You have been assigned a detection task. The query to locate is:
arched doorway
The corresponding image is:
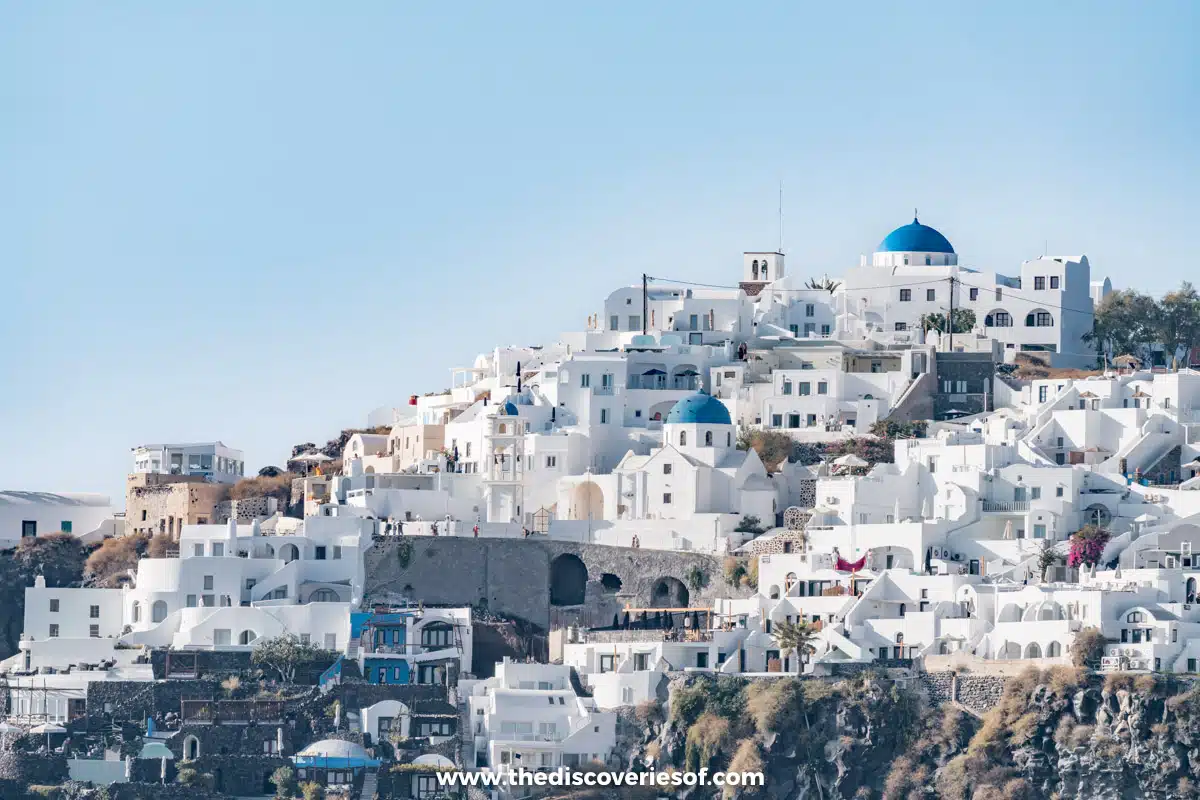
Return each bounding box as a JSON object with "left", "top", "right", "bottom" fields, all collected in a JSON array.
[
  {"left": 151, "top": 601, "right": 168, "bottom": 623},
  {"left": 600, "top": 574, "right": 622, "bottom": 593},
  {"left": 650, "top": 577, "right": 689, "bottom": 608},
  {"left": 571, "top": 483, "right": 604, "bottom": 520},
  {"left": 279, "top": 543, "right": 300, "bottom": 563},
  {"left": 550, "top": 554, "right": 588, "bottom": 606},
  {"left": 1025, "top": 642, "right": 1042, "bottom": 659},
  {"left": 1187, "top": 577, "right": 1196, "bottom": 603},
  {"left": 183, "top": 735, "right": 200, "bottom": 760},
  {"left": 1084, "top": 504, "right": 1112, "bottom": 528}
]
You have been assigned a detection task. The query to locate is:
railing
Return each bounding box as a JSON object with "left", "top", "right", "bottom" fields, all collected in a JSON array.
[
  {"left": 496, "top": 732, "right": 563, "bottom": 743},
  {"left": 592, "top": 386, "right": 615, "bottom": 396},
  {"left": 981, "top": 501, "right": 1030, "bottom": 512},
  {"left": 180, "top": 699, "right": 286, "bottom": 724}
]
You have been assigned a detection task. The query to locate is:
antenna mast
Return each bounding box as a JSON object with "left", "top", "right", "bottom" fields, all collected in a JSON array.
[{"left": 778, "top": 180, "right": 784, "bottom": 254}]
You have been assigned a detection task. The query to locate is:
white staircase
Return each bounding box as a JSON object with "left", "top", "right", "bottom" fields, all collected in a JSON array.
[{"left": 359, "top": 768, "right": 378, "bottom": 800}]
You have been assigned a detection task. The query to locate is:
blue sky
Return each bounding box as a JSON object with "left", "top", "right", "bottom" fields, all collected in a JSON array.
[{"left": 1, "top": 2, "right": 1197, "bottom": 503}]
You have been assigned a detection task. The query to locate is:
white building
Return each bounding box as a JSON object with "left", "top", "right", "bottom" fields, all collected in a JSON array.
[
  {"left": 132, "top": 442, "right": 245, "bottom": 484},
  {"left": 465, "top": 659, "right": 616, "bottom": 773},
  {"left": 0, "top": 490, "right": 117, "bottom": 546}
]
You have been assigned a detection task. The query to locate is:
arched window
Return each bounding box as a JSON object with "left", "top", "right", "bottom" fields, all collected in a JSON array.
[
  {"left": 895, "top": 632, "right": 904, "bottom": 643},
  {"left": 985, "top": 311, "right": 1012, "bottom": 328},
  {"left": 1025, "top": 311, "right": 1054, "bottom": 327},
  {"left": 1127, "top": 611, "right": 1145, "bottom": 623},
  {"left": 132, "top": 602, "right": 141, "bottom": 623},
  {"left": 679, "top": 431, "right": 687, "bottom": 446},
  {"left": 421, "top": 622, "right": 454, "bottom": 649},
  {"left": 1047, "top": 641, "right": 1062, "bottom": 658},
  {"left": 151, "top": 600, "right": 168, "bottom": 623},
  {"left": 752, "top": 260, "right": 759, "bottom": 279},
  {"left": 784, "top": 572, "right": 798, "bottom": 593},
  {"left": 768, "top": 585, "right": 780, "bottom": 600},
  {"left": 238, "top": 630, "right": 257, "bottom": 645},
  {"left": 704, "top": 431, "right": 713, "bottom": 446},
  {"left": 1025, "top": 642, "right": 1042, "bottom": 659},
  {"left": 183, "top": 735, "right": 200, "bottom": 761},
  {"left": 310, "top": 588, "right": 339, "bottom": 603},
  {"left": 761, "top": 264, "right": 768, "bottom": 280}
]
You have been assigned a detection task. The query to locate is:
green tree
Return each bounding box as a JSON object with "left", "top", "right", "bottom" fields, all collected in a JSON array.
[
  {"left": 270, "top": 766, "right": 298, "bottom": 798},
  {"left": 1037, "top": 539, "right": 1059, "bottom": 583},
  {"left": 251, "top": 633, "right": 328, "bottom": 683},
  {"left": 1086, "top": 289, "right": 1160, "bottom": 361},
  {"left": 771, "top": 619, "right": 818, "bottom": 673},
  {"left": 919, "top": 308, "right": 976, "bottom": 334},
  {"left": 734, "top": 515, "right": 766, "bottom": 534},
  {"left": 1156, "top": 282, "right": 1200, "bottom": 365}
]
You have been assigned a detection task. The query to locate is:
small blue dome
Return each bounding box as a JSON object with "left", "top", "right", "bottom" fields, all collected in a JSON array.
[
  {"left": 500, "top": 401, "right": 519, "bottom": 416},
  {"left": 878, "top": 217, "right": 954, "bottom": 254},
  {"left": 665, "top": 392, "right": 732, "bottom": 425}
]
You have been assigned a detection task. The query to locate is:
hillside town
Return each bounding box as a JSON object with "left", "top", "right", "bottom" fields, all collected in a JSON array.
[{"left": 7, "top": 217, "right": 1200, "bottom": 799}]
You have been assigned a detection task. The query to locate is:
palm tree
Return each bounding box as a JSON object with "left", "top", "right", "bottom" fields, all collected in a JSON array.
[
  {"left": 805, "top": 276, "right": 842, "bottom": 294},
  {"left": 771, "top": 619, "right": 818, "bottom": 674}
]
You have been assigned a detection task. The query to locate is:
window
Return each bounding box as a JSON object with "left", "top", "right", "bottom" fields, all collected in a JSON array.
[
  {"left": 599, "top": 409, "right": 609, "bottom": 424},
  {"left": 1050, "top": 276, "right": 1060, "bottom": 289},
  {"left": 263, "top": 739, "right": 279, "bottom": 754},
  {"left": 818, "top": 381, "right": 828, "bottom": 395},
  {"left": 609, "top": 315, "right": 619, "bottom": 330},
  {"left": 679, "top": 431, "right": 687, "bottom": 446},
  {"left": 1033, "top": 525, "right": 1046, "bottom": 538},
  {"left": 799, "top": 382, "right": 811, "bottom": 396},
  {"left": 787, "top": 413, "right": 800, "bottom": 429},
  {"left": 49, "top": 599, "right": 59, "bottom": 613},
  {"left": 417, "top": 664, "right": 440, "bottom": 684},
  {"left": 804, "top": 322, "right": 816, "bottom": 335},
  {"left": 805, "top": 303, "right": 815, "bottom": 317},
  {"left": 187, "top": 595, "right": 197, "bottom": 608},
  {"left": 214, "top": 629, "right": 231, "bottom": 646},
  {"left": 1034, "top": 276, "right": 1046, "bottom": 290},
  {"left": 60, "top": 521, "right": 72, "bottom": 534},
  {"left": 633, "top": 652, "right": 649, "bottom": 670},
  {"left": 782, "top": 379, "right": 792, "bottom": 395},
  {"left": 245, "top": 579, "right": 256, "bottom": 591},
  {"left": 213, "top": 542, "right": 225, "bottom": 557},
  {"left": 315, "top": 546, "right": 327, "bottom": 560},
  {"left": 1056, "top": 486, "right": 1064, "bottom": 497},
  {"left": 599, "top": 654, "right": 615, "bottom": 673},
  {"left": 995, "top": 288, "right": 1003, "bottom": 301},
  {"left": 580, "top": 373, "right": 590, "bottom": 388},
  {"left": 90, "top": 624, "right": 100, "bottom": 638},
  {"left": 927, "top": 289, "right": 936, "bottom": 301},
  {"left": 422, "top": 624, "right": 453, "bottom": 648},
  {"left": 1031, "top": 487, "right": 1041, "bottom": 499},
  {"left": 771, "top": 414, "right": 782, "bottom": 427},
  {"left": 704, "top": 431, "right": 713, "bottom": 445},
  {"left": 419, "top": 721, "right": 454, "bottom": 737},
  {"left": 204, "top": 575, "right": 214, "bottom": 590},
  {"left": 821, "top": 324, "right": 831, "bottom": 336},
  {"left": 21, "top": 520, "right": 36, "bottom": 538},
  {"left": 663, "top": 463, "right": 672, "bottom": 475},
  {"left": 1038, "top": 385, "right": 1048, "bottom": 402},
  {"left": 986, "top": 311, "right": 1012, "bottom": 327},
  {"left": 90, "top": 605, "right": 100, "bottom": 618},
  {"left": 956, "top": 381, "right": 967, "bottom": 393},
  {"left": 969, "top": 288, "right": 978, "bottom": 301},
  {"left": 49, "top": 624, "right": 59, "bottom": 638},
  {"left": 193, "top": 544, "right": 204, "bottom": 556},
  {"left": 325, "top": 633, "right": 337, "bottom": 649},
  {"left": 895, "top": 322, "right": 907, "bottom": 331},
  {"left": 899, "top": 289, "right": 911, "bottom": 302},
  {"left": 663, "top": 493, "right": 673, "bottom": 504}
]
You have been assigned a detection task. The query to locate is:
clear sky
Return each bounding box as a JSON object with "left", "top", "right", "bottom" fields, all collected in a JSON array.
[{"left": 1, "top": 2, "right": 1197, "bottom": 504}]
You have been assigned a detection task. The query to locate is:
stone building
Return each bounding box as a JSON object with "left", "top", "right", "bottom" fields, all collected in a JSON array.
[
  {"left": 213, "top": 495, "right": 280, "bottom": 524},
  {"left": 125, "top": 473, "right": 227, "bottom": 538}
]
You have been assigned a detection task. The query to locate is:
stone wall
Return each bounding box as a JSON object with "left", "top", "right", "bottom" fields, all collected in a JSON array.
[
  {"left": 125, "top": 474, "right": 227, "bottom": 538},
  {"left": 919, "top": 671, "right": 1009, "bottom": 715},
  {"left": 743, "top": 529, "right": 809, "bottom": 557},
  {"left": 0, "top": 751, "right": 68, "bottom": 784},
  {"left": 87, "top": 679, "right": 222, "bottom": 722},
  {"left": 151, "top": 649, "right": 252, "bottom": 680},
  {"left": 213, "top": 496, "right": 277, "bottom": 524},
  {"left": 364, "top": 538, "right": 750, "bottom": 630}
]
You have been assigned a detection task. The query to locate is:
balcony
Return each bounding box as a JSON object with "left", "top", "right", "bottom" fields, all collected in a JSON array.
[
  {"left": 592, "top": 386, "right": 615, "bottom": 396},
  {"left": 982, "top": 501, "right": 1030, "bottom": 513},
  {"left": 626, "top": 376, "right": 698, "bottom": 391}
]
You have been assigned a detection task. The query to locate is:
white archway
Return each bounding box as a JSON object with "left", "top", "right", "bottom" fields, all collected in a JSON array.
[
  {"left": 571, "top": 482, "right": 604, "bottom": 521},
  {"left": 239, "top": 630, "right": 258, "bottom": 646},
  {"left": 279, "top": 543, "right": 300, "bottom": 563},
  {"left": 1025, "top": 642, "right": 1042, "bottom": 659},
  {"left": 183, "top": 735, "right": 200, "bottom": 760},
  {"left": 151, "top": 600, "right": 168, "bottom": 623}
]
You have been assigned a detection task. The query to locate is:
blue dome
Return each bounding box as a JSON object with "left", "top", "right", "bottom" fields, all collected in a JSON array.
[
  {"left": 878, "top": 217, "right": 954, "bottom": 254},
  {"left": 665, "top": 393, "right": 732, "bottom": 425},
  {"left": 500, "top": 401, "right": 519, "bottom": 416}
]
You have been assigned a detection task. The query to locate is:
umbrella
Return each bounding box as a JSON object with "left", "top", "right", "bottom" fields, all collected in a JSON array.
[
  {"left": 138, "top": 741, "right": 175, "bottom": 760},
  {"left": 833, "top": 453, "right": 869, "bottom": 469},
  {"left": 1003, "top": 520, "right": 1014, "bottom": 540},
  {"left": 291, "top": 452, "right": 331, "bottom": 463},
  {"left": 0, "top": 722, "right": 17, "bottom": 750},
  {"left": 641, "top": 368, "right": 667, "bottom": 375},
  {"left": 30, "top": 722, "right": 65, "bottom": 751}
]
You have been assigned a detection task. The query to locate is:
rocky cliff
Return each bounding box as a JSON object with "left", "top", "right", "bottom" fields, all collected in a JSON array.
[{"left": 590, "top": 668, "right": 1200, "bottom": 800}]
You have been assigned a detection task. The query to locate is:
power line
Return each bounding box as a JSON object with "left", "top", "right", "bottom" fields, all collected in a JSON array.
[
  {"left": 646, "top": 275, "right": 949, "bottom": 293},
  {"left": 955, "top": 279, "right": 1097, "bottom": 317}
]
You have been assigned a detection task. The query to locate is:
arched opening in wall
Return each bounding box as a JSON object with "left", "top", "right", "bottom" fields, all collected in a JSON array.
[
  {"left": 600, "top": 574, "right": 623, "bottom": 593},
  {"left": 1084, "top": 504, "right": 1111, "bottom": 528},
  {"left": 938, "top": 640, "right": 950, "bottom": 655},
  {"left": 239, "top": 630, "right": 258, "bottom": 646},
  {"left": 1000, "top": 642, "right": 1022, "bottom": 659},
  {"left": 1188, "top": 577, "right": 1197, "bottom": 603},
  {"left": 132, "top": 602, "right": 141, "bottom": 623},
  {"left": 768, "top": 585, "right": 780, "bottom": 600},
  {"left": 570, "top": 482, "right": 604, "bottom": 521},
  {"left": 784, "top": 573, "right": 798, "bottom": 594},
  {"left": 650, "top": 577, "right": 689, "bottom": 608},
  {"left": 549, "top": 554, "right": 588, "bottom": 606},
  {"left": 279, "top": 543, "right": 300, "bottom": 563},
  {"left": 1025, "top": 642, "right": 1042, "bottom": 659},
  {"left": 309, "top": 588, "right": 340, "bottom": 603},
  {"left": 151, "top": 601, "right": 168, "bottom": 623},
  {"left": 183, "top": 735, "right": 200, "bottom": 761},
  {"left": 1047, "top": 641, "right": 1062, "bottom": 658},
  {"left": 998, "top": 603, "right": 1022, "bottom": 623}
]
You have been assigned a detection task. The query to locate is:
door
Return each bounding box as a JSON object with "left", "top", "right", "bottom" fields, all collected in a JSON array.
[{"left": 969, "top": 559, "right": 980, "bottom": 576}]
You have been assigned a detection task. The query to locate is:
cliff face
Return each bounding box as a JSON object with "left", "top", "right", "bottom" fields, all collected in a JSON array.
[{"left": 620, "top": 669, "right": 1200, "bottom": 800}]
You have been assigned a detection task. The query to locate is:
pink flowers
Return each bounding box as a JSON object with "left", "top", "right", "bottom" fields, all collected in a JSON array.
[{"left": 1067, "top": 525, "right": 1110, "bottom": 568}]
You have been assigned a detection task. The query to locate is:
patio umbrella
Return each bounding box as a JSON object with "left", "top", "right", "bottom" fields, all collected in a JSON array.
[
  {"left": 0, "top": 722, "right": 18, "bottom": 749},
  {"left": 30, "top": 722, "right": 65, "bottom": 750},
  {"left": 832, "top": 453, "right": 869, "bottom": 469},
  {"left": 1003, "top": 520, "right": 1014, "bottom": 540}
]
